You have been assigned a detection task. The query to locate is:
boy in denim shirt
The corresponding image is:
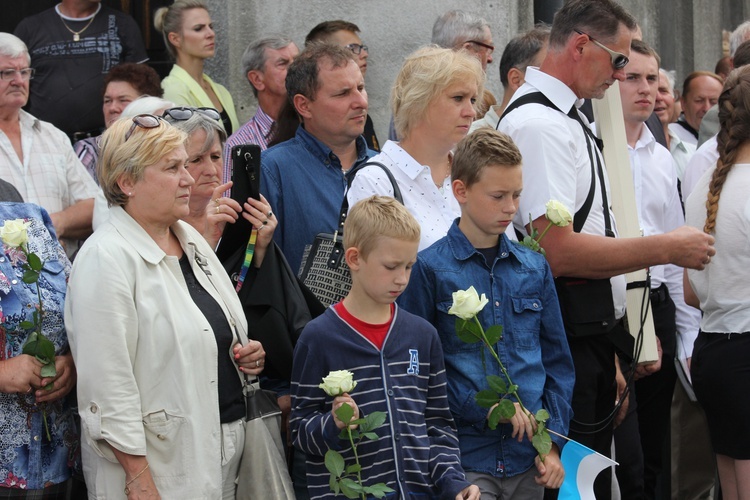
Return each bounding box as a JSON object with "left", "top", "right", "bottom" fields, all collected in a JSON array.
[{"left": 399, "top": 129, "right": 575, "bottom": 498}]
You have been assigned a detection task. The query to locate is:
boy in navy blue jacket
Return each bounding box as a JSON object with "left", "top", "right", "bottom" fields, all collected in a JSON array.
[
  {"left": 290, "top": 196, "right": 479, "bottom": 499},
  {"left": 399, "top": 129, "right": 574, "bottom": 499}
]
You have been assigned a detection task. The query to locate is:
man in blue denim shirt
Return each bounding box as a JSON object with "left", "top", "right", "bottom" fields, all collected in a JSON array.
[
  {"left": 399, "top": 130, "right": 574, "bottom": 499},
  {"left": 261, "top": 43, "right": 375, "bottom": 275}
]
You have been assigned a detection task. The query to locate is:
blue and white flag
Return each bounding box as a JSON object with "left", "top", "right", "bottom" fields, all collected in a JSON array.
[{"left": 558, "top": 439, "right": 618, "bottom": 500}]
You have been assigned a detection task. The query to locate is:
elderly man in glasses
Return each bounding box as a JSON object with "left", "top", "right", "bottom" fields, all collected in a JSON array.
[
  {"left": 305, "top": 20, "right": 380, "bottom": 152},
  {"left": 0, "top": 33, "right": 99, "bottom": 256},
  {"left": 496, "top": 2, "right": 715, "bottom": 499}
]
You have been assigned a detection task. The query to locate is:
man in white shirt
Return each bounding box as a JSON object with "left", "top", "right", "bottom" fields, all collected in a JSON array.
[
  {"left": 669, "top": 71, "right": 723, "bottom": 147},
  {"left": 615, "top": 40, "right": 702, "bottom": 500},
  {"left": 497, "top": 1, "right": 714, "bottom": 498},
  {"left": 0, "top": 33, "right": 98, "bottom": 254}
]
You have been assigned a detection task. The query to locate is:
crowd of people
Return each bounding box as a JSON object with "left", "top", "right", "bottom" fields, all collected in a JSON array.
[{"left": 0, "top": 0, "right": 745, "bottom": 499}]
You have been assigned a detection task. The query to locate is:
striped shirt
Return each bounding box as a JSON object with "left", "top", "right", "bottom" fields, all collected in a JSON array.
[
  {"left": 222, "top": 106, "right": 274, "bottom": 186},
  {"left": 291, "top": 305, "right": 471, "bottom": 499}
]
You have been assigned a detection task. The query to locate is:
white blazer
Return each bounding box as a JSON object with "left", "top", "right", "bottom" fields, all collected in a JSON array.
[{"left": 66, "top": 206, "right": 249, "bottom": 499}]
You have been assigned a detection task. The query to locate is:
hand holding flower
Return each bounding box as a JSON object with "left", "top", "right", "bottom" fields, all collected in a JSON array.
[{"left": 332, "top": 394, "right": 359, "bottom": 430}]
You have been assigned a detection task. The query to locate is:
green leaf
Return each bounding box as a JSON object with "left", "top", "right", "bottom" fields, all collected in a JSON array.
[
  {"left": 329, "top": 474, "right": 340, "bottom": 495},
  {"left": 475, "top": 389, "right": 500, "bottom": 408},
  {"left": 485, "top": 325, "right": 503, "bottom": 344},
  {"left": 364, "top": 483, "right": 396, "bottom": 498},
  {"left": 36, "top": 336, "right": 55, "bottom": 362},
  {"left": 486, "top": 375, "right": 508, "bottom": 395},
  {"left": 345, "top": 463, "right": 362, "bottom": 474},
  {"left": 362, "top": 411, "right": 386, "bottom": 432},
  {"left": 532, "top": 428, "right": 553, "bottom": 457},
  {"left": 27, "top": 253, "right": 43, "bottom": 272},
  {"left": 339, "top": 477, "right": 363, "bottom": 498},
  {"left": 488, "top": 405, "right": 503, "bottom": 430},
  {"left": 324, "top": 449, "right": 345, "bottom": 478},
  {"left": 40, "top": 362, "right": 57, "bottom": 378},
  {"left": 335, "top": 402, "right": 354, "bottom": 425},
  {"left": 22, "top": 269, "right": 39, "bottom": 284},
  {"left": 19, "top": 320, "right": 35, "bottom": 330},
  {"left": 535, "top": 409, "right": 550, "bottom": 423},
  {"left": 361, "top": 432, "right": 379, "bottom": 441},
  {"left": 507, "top": 384, "right": 519, "bottom": 394},
  {"left": 455, "top": 317, "right": 483, "bottom": 343},
  {"left": 497, "top": 399, "right": 517, "bottom": 420}
]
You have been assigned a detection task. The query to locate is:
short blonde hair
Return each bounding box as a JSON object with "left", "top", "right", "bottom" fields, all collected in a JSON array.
[
  {"left": 452, "top": 128, "right": 522, "bottom": 188},
  {"left": 392, "top": 46, "right": 485, "bottom": 140},
  {"left": 344, "top": 196, "right": 420, "bottom": 258},
  {"left": 98, "top": 116, "right": 187, "bottom": 207}
]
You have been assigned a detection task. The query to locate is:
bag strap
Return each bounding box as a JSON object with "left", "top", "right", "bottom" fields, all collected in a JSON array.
[
  {"left": 499, "top": 92, "right": 611, "bottom": 236},
  {"left": 326, "top": 161, "right": 405, "bottom": 269}
]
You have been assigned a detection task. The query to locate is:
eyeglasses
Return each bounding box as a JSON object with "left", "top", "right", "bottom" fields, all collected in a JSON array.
[
  {"left": 162, "top": 106, "right": 221, "bottom": 122},
  {"left": 467, "top": 40, "right": 495, "bottom": 54},
  {"left": 124, "top": 114, "right": 163, "bottom": 142},
  {"left": 574, "top": 29, "right": 629, "bottom": 70},
  {"left": 344, "top": 43, "right": 368, "bottom": 55},
  {"left": 0, "top": 68, "right": 35, "bottom": 81}
]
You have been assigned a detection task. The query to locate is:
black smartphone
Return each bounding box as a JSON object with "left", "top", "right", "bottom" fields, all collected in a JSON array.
[
  {"left": 231, "top": 144, "right": 261, "bottom": 203},
  {"left": 216, "top": 144, "right": 262, "bottom": 262}
]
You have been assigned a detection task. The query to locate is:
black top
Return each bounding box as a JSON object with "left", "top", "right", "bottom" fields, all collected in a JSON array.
[
  {"left": 363, "top": 114, "right": 380, "bottom": 152},
  {"left": 219, "top": 109, "right": 233, "bottom": 136},
  {"left": 179, "top": 255, "right": 244, "bottom": 423}
]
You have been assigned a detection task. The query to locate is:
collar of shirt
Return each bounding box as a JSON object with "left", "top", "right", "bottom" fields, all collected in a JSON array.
[
  {"left": 251, "top": 106, "right": 274, "bottom": 139},
  {"left": 632, "top": 124, "right": 657, "bottom": 154},
  {"left": 19, "top": 109, "right": 42, "bottom": 133},
  {"left": 446, "top": 219, "right": 522, "bottom": 265},
  {"left": 294, "top": 125, "right": 370, "bottom": 170},
  {"left": 381, "top": 140, "right": 431, "bottom": 181},
  {"left": 520, "top": 67, "right": 583, "bottom": 119}
]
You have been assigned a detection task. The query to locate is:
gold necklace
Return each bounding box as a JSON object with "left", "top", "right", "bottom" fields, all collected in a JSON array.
[{"left": 59, "top": 10, "right": 97, "bottom": 41}]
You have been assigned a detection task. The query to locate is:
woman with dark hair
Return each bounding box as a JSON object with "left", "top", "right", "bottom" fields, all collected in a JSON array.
[
  {"left": 686, "top": 64, "right": 750, "bottom": 500},
  {"left": 155, "top": 0, "right": 238, "bottom": 135},
  {"left": 74, "top": 62, "right": 163, "bottom": 181}
]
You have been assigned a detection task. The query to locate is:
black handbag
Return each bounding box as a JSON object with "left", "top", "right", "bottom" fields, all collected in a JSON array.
[{"left": 297, "top": 161, "right": 404, "bottom": 307}]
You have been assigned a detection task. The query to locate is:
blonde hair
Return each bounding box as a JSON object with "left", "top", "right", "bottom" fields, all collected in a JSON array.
[
  {"left": 154, "top": 0, "right": 208, "bottom": 60},
  {"left": 98, "top": 116, "right": 187, "bottom": 207},
  {"left": 344, "top": 196, "right": 420, "bottom": 258},
  {"left": 391, "top": 46, "right": 485, "bottom": 140},
  {"left": 452, "top": 128, "right": 522, "bottom": 188},
  {"left": 704, "top": 66, "right": 750, "bottom": 234}
]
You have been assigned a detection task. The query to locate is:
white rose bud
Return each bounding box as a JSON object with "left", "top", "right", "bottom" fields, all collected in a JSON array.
[
  {"left": 0, "top": 219, "right": 30, "bottom": 248},
  {"left": 448, "top": 286, "right": 489, "bottom": 320},
  {"left": 319, "top": 370, "right": 357, "bottom": 397},
  {"left": 545, "top": 200, "right": 573, "bottom": 227}
]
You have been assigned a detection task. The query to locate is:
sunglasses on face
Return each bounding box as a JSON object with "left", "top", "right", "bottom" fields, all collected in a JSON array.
[
  {"left": 124, "top": 114, "right": 163, "bottom": 142},
  {"left": 162, "top": 106, "right": 221, "bottom": 122},
  {"left": 574, "top": 29, "right": 629, "bottom": 70}
]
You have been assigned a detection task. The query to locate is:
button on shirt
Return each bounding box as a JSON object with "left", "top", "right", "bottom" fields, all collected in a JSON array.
[
  {"left": 347, "top": 140, "right": 460, "bottom": 251},
  {"left": 498, "top": 67, "right": 626, "bottom": 318},
  {"left": 261, "top": 125, "right": 375, "bottom": 272}
]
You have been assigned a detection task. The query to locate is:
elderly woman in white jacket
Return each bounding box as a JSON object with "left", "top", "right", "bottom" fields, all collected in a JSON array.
[{"left": 66, "top": 115, "right": 274, "bottom": 499}]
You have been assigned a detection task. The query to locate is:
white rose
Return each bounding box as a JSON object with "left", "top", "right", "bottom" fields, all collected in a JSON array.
[
  {"left": 0, "top": 219, "right": 30, "bottom": 248},
  {"left": 319, "top": 370, "right": 357, "bottom": 397},
  {"left": 448, "top": 286, "right": 489, "bottom": 320},
  {"left": 545, "top": 200, "right": 573, "bottom": 227}
]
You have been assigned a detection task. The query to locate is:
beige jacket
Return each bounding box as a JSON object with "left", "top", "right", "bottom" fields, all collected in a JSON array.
[{"left": 66, "top": 206, "right": 248, "bottom": 499}]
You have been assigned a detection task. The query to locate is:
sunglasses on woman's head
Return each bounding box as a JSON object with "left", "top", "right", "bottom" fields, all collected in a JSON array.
[
  {"left": 162, "top": 107, "right": 222, "bottom": 122},
  {"left": 124, "top": 114, "right": 163, "bottom": 142}
]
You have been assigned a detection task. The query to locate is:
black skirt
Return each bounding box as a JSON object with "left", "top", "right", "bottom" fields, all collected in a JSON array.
[{"left": 691, "top": 330, "right": 750, "bottom": 459}]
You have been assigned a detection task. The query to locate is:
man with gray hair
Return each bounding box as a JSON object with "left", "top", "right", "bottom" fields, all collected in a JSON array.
[
  {"left": 0, "top": 32, "right": 99, "bottom": 255},
  {"left": 222, "top": 35, "right": 299, "bottom": 183},
  {"left": 432, "top": 9, "right": 494, "bottom": 70}
]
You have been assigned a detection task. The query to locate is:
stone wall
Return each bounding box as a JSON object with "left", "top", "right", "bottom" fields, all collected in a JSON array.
[{"left": 203, "top": 0, "right": 749, "bottom": 138}]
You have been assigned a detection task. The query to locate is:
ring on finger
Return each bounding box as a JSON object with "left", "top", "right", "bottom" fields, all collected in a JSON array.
[
  {"left": 255, "top": 360, "right": 261, "bottom": 368},
  {"left": 213, "top": 198, "right": 220, "bottom": 206},
  {"left": 267, "top": 210, "right": 273, "bottom": 218},
  {"left": 262, "top": 219, "right": 268, "bottom": 225},
  {"left": 215, "top": 205, "right": 221, "bottom": 214}
]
